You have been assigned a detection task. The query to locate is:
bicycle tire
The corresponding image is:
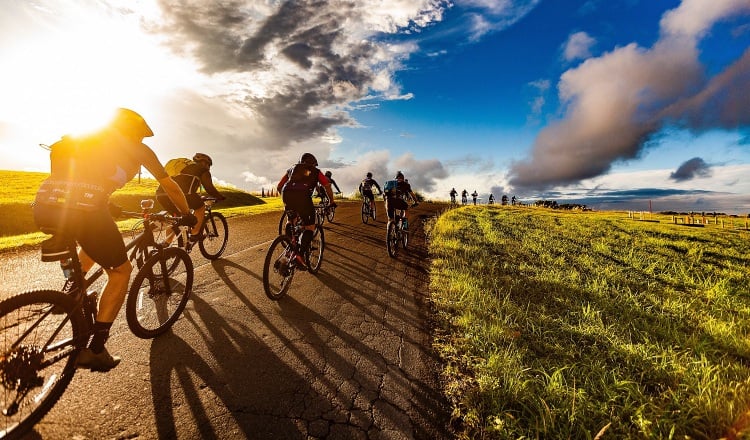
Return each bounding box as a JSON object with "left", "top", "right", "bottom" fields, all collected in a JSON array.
[
  {"left": 263, "top": 235, "right": 296, "bottom": 300},
  {"left": 326, "top": 205, "right": 335, "bottom": 223},
  {"left": 0, "top": 290, "right": 84, "bottom": 439},
  {"left": 386, "top": 222, "right": 399, "bottom": 258},
  {"left": 372, "top": 203, "right": 376, "bottom": 221},
  {"left": 402, "top": 228, "right": 409, "bottom": 249},
  {"left": 277, "top": 211, "right": 286, "bottom": 236},
  {"left": 306, "top": 226, "right": 324, "bottom": 274},
  {"left": 198, "top": 212, "right": 228, "bottom": 260},
  {"left": 361, "top": 203, "right": 369, "bottom": 224},
  {"left": 126, "top": 247, "right": 193, "bottom": 339}
]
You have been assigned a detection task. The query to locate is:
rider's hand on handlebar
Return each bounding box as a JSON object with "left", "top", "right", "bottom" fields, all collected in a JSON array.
[
  {"left": 108, "top": 202, "right": 124, "bottom": 218},
  {"left": 178, "top": 213, "right": 198, "bottom": 227}
]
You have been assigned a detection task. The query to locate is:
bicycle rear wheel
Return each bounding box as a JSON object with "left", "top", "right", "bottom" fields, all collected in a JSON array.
[
  {"left": 361, "top": 203, "right": 369, "bottom": 224},
  {"left": 306, "top": 226, "right": 324, "bottom": 274},
  {"left": 326, "top": 205, "right": 335, "bottom": 222},
  {"left": 277, "top": 211, "right": 286, "bottom": 236},
  {"left": 199, "top": 212, "right": 228, "bottom": 259},
  {"left": 386, "top": 222, "right": 399, "bottom": 258},
  {"left": 263, "top": 236, "right": 295, "bottom": 300},
  {"left": 0, "top": 290, "right": 84, "bottom": 439},
  {"left": 126, "top": 247, "right": 193, "bottom": 339}
]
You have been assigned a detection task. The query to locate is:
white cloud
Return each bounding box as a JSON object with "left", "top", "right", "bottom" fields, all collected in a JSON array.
[{"left": 563, "top": 31, "right": 596, "bottom": 62}]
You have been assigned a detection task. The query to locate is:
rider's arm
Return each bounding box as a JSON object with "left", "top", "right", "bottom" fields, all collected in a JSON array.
[
  {"left": 140, "top": 144, "right": 191, "bottom": 215},
  {"left": 331, "top": 179, "right": 341, "bottom": 193},
  {"left": 199, "top": 171, "right": 225, "bottom": 200},
  {"left": 318, "top": 172, "right": 336, "bottom": 204},
  {"left": 277, "top": 173, "right": 289, "bottom": 193}
]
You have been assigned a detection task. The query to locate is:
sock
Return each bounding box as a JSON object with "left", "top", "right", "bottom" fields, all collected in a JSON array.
[{"left": 89, "top": 321, "right": 113, "bottom": 354}]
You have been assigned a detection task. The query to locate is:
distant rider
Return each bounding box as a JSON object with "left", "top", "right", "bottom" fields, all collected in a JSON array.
[{"left": 359, "top": 172, "right": 382, "bottom": 215}]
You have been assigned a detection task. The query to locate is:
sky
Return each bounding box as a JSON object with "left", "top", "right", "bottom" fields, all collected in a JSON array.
[{"left": 1, "top": 0, "right": 750, "bottom": 213}]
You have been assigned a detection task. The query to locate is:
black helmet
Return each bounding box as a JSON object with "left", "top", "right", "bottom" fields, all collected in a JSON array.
[
  {"left": 325, "top": 170, "right": 332, "bottom": 178},
  {"left": 395, "top": 171, "right": 404, "bottom": 179},
  {"left": 193, "top": 152, "right": 213, "bottom": 166},
  {"left": 366, "top": 172, "right": 372, "bottom": 178},
  {"left": 299, "top": 152, "right": 318, "bottom": 166},
  {"left": 112, "top": 108, "right": 153, "bottom": 138}
]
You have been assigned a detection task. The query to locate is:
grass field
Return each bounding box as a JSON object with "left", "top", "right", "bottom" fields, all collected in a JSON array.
[
  {"left": 0, "top": 170, "right": 283, "bottom": 251},
  {"left": 428, "top": 205, "right": 750, "bottom": 439}
]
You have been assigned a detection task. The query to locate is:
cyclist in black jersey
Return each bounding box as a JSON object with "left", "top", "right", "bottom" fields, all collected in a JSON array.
[
  {"left": 383, "top": 171, "right": 418, "bottom": 230},
  {"left": 33, "top": 108, "right": 195, "bottom": 371},
  {"left": 359, "top": 172, "right": 382, "bottom": 214}
]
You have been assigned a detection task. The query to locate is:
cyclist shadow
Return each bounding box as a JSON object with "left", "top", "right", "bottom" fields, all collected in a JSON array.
[{"left": 147, "top": 293, "right": 302, "bottom": 438}]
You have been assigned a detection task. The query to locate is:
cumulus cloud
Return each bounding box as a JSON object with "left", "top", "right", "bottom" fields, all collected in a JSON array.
[
  {"left": 393, "top": 153, "right": 448, "bottom": 192},
  {"left": 508, "top": 0, "right": 750, "bottom": 192},
  {"left": 670, "top": 157, "right": 712, "bottom": 181},
  {"left": 563, "top": 31, "right": 596, "bottom": 62}
]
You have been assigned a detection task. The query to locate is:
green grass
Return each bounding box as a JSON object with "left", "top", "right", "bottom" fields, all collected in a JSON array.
[
  {"left": 428, "top": 205, "right": 750, "bottom": 439},
  {"left": 0, "top": 170, "right": 283, "bottom": 251}
]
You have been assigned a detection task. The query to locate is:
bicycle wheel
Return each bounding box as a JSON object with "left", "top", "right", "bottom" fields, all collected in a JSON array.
[
  {"left": 199, "top": 212, "right": 228, "bottom": 259},
  {"left": 0, "top": 290, "right": 84, "bottom": 438},
  {"left": 277, "top": 211, "right": 286, "bottom": 236},
  {"left": 306, "top": 226, "right": 324, "bottom": 274},
  {"left": 386, "top": 222, "right": 399, "bottom": 258},
  {"left": 372, "top": 203, "right": 376, "bottom": 221},
  {"left": 326, "top": 205, "right": 335, "bottom": 222},
  {"left": 126, "top": 247, "right": 193, "bottom": 339},
  {"left": 402, "top": 228, "right": 409, "bottom": 249},
  {"left": 361, "top": 203, "right": 369, "bottom": 224},
  {"left": 263, "top": 235, "right": 296, "bottom": 300},
  {"left": 315, "top": 207, "right": 325, "bottom": 227}
]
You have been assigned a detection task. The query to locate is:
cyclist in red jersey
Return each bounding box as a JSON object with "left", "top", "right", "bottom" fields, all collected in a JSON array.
[{"left": 276, "top": 153, "right": 336, "bottom": 267}]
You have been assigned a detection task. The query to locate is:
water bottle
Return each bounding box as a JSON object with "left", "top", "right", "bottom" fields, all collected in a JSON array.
[{"left": 60, "top": 258, "right": 74, "bottom": 280}]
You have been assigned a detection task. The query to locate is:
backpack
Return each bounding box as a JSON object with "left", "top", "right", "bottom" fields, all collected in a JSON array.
[
  {"left": 383, "top": 180, "right": 398, "bottom": 196},
  {"left": 284, "top": 163, "right": 319, "bottom": 192},
  {"left": 164, "top": 158, "right": 196, "bottom": 177}
]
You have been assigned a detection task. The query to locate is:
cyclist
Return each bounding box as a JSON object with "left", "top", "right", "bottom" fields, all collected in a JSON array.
[
  {"left": 359, "top": 172, "right": 382, "bottom": 215},
  {"left": 156, "top": 152, "right": 225, "bottom": 243},
  {"left": 324, "top": 170, "right": 342, "bottom": 195},
  {"left": 276, "top": 153, "right": 336, "bottom": 268},
  {"left": 449, "top": 188, "right": 457, "bottom": 205},
  {"left": 461, "top": 189, "right": 468, "bottom": 205},
  {"left": 383, "top": 171, "right": 418, "bottom": 230},
  {"left": 488, "top": 194, "right": 495, "bottom": 204},
  {"left": 33, "top": 108, "right": 196, "bottom": 371},
  {"left": 471, "top": 190, "right": 478, "bottom": 205}
]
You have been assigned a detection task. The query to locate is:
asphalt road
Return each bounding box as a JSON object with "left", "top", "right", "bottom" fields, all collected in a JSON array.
[{"left": 0, "top": 201, "right": 452, "bottom": 440}]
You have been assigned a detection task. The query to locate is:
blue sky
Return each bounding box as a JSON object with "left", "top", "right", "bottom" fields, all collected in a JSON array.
[{"left": 1, "top": 0, "right": 749, "bottom": 213}]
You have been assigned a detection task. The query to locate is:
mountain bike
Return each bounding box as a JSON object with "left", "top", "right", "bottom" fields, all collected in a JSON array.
[
  {"left": 264, "top": 209, "right": 324, "bottom": 300},
  {"left": 361, "top": 195, "right": 377, "bottom": 224},
  {"left": 168, "top": 196, "right": 229, "bottom": 260},
  {"left": 386, "top": 205, "right": 416, "bottom": 258},
  {"left": 0, "top": 200, "right": 193, "bottom": 439},
  {"left": 278, "top": 199, "right": 335, "bottom": 235},
  {"left": 461, "top": 195, "right": 468, "bottom": 205}
]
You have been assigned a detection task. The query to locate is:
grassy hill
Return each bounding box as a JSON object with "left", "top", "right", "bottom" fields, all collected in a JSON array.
[
  {"left": 428, "top": 205, "right": 750, "bottom": 439},
  {"left": 0, "top": 170, "right": 279, "bottom": 250}
]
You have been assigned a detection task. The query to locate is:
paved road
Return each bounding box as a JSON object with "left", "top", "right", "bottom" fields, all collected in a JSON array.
[{"left": 1, "top": 201, "right": 451, "bottom": 439}]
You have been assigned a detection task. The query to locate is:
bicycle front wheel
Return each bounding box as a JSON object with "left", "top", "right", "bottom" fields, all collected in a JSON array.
[
  {"left": 307, "top": 226, "right": 325, "bottom": 274},
  {"left": 361, "top": 203, "right": 369, "bottom": 224},
  {"left": 386, "top": 222, "right": 399, "bottom": 258},
  {"left": 402, "top": 229, "right": 409, "bottom": 249},
  {"left": 326, "top": 206, "right": 335, "bottom": 222},
  {"left": 0, "top": 290, "right": 84, "bottom": 439},
  {"left": 126, "top": 247, "right": 193, "bottom": 339},
  {"left": 199, "top": 212, "right": 228, "bottom": 259},
  {"left": 263, "top": 235, "right": 295, "bottom": 300}
]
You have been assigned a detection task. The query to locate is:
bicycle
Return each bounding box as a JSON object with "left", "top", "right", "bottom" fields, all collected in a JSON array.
[
  {"left": 0, "top": 200, "right": 193, "bottom": 438},
  {"left": 386, "top": 205, "right": 416, "bottom": 258},
  {"left": 264, "top": 209, "right": 324, "bottom": 300},
  {"left": 461, "top": 195, "right": 468, "bottom": 205},
  {"left": 277, "top": 199, "right": 335, "bottom": 235},
  {"left": 361, "top": 194, "right": 377, "bottom": 224},
  {"left": 168, "top": 196, "right": 229, "bottom": 260}
]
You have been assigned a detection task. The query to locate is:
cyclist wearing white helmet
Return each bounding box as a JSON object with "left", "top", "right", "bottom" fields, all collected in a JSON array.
[{"left": 33, "top": 108, "right": 195, "bottom": 371}]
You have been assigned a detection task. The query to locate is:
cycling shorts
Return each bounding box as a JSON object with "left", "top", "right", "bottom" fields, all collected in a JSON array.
[
  {"left": 385, "top": 196, "right": 408, "bottom": 220},
  {"left": 282, "top": 189, "right": 316, "bottom": 226},
  {"left": 362, "top": 190, "right": 374, "bottom": 202},
  {"left": 33, "top": 203, "right": 127, "bottom": 269}
]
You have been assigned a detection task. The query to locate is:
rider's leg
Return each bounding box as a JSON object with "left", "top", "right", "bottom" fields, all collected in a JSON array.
[{"left": 191, "top": 205, "right": 206, "bottom": 237}]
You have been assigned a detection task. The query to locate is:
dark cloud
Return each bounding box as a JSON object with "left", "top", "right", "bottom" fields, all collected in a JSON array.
[
  {"left": 508, "top": 2, "right": 750, "bottom": 193},
  {"left": 393, "top": 153, "right": 448, "bottom": 192},
  {"left": 670, "top": 157, "right": 712, "bottom": 182}
]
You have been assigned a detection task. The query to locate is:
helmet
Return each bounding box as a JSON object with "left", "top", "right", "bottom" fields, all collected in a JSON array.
[
  {"left": 366, "top": 172, "right": 372, "bottom": 178},
  {"left": 111, "top": 108, "right": 153, "bottom": 138},
  {"left": 193, "top": 153, "right": 213, "bottom": 166},
  {"left": 395, "top": 171, "right": 404, "bottom": 180},
  {"left": 299, "top": 152, "right": 318, "bottom": 166},
  {"left": 325, "top": 171, "right": 332, "bottom": 178}
]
